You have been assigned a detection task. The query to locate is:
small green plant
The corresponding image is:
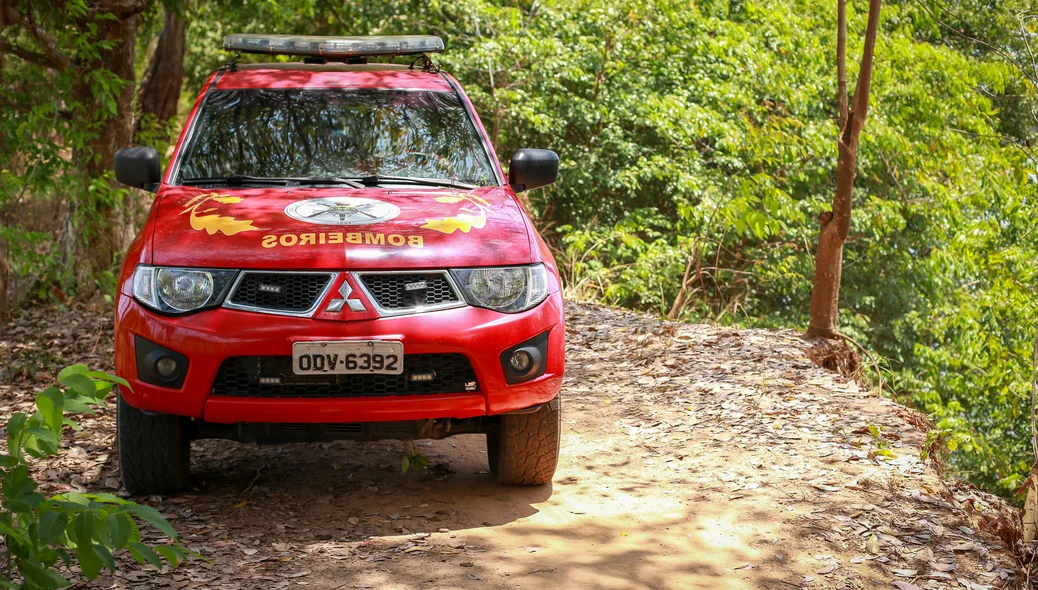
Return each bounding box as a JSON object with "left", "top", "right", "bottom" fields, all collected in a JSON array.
[
  {"left": 921, "top": 428, "right": 975, "bottom": 469},
  {"left": 400, "top": 441, "right": 431, "bottom": 474},
  {"left": 863, "top": 424, "right": 895, "bottom": 459},
  {"left": 1, "top": 364, "right": 194, "bottom": 589}
]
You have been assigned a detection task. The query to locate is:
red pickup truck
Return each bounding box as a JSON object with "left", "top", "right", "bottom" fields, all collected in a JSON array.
[{"left": 112, "top": 35, "right": 564, "bottom": 495}]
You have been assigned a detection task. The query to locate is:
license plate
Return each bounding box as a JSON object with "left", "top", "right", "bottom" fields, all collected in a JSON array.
[{"left": 291, "top": 341, "right": 404, "bottom": 375}]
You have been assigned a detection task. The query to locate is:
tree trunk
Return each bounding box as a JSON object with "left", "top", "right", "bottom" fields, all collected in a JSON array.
[
  {"left": 60, "top": 12, "right": 142, "bottom": 274},
  {"left": 135, "top": 4, "right": 186, "bottom": 137},
  {"left": 0, "top": 239, "right": 8, "bottom": 335},
  {"left": 805, "top": 0, "right": 882, "bottom": 339}
]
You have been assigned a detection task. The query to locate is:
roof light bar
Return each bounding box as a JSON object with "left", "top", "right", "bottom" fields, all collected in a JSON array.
[{"left": 223, "top": 34, "right": 444, "bottom": 58}]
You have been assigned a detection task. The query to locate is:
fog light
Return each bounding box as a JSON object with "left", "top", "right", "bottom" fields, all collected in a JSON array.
[
  {"left": 409, "top": 372, "right": 436, "bottom": 382},
  {"left": 509, "top": 351, "right": 533, "bottom": 373},
  {"left": 155, "top": 357, "right": 178, "bottom": 379},
  {"left": 500, "top": 332, "right": 549, "bottom": 385}
]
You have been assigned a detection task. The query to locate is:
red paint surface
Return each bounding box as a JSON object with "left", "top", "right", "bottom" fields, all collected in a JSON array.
[
  {"left": 115, "top": 293, "right": 565, "bottom": 423},
  {"left": 116, "top": 64, "right": 565, "bottom": 425},
  {"left": 140, "top": 186, "right": 542, "bottom": 272},
  {"left": 216, "top": 67, "right": 453, "bottom": 91}
]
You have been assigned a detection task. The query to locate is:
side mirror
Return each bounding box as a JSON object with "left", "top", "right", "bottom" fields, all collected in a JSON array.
[
  {"left": 114, "top": 146, "right": 162, "bottom": 192},
  {"left": 509, "top": 149, "right": 559, "bottom": 192}
]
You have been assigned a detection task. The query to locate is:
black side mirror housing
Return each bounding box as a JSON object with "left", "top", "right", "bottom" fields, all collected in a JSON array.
[
  {"left": 114, "top": 146, "right": 162, "bottom": 192},
  {"left": 509, "top": 149, "right": 559, "bottom": 192}
]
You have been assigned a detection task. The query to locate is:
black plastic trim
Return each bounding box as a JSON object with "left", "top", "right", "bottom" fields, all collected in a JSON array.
[
  {"left": 500, "top": 331, "right": 549, "bottom": 385},
  {"left": 135, "top": 335, "right": 189, "bottom": 389}
]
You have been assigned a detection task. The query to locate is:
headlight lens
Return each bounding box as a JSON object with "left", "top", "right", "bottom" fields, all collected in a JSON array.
[
  {"left": 132, "top": 265, "right": 238, "bottom": 313},
  {"left": 452, "top": 264, "right": 550, "bottom": 313}
]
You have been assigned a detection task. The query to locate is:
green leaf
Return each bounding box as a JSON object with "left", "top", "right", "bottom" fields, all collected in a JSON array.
[
  {"left": 3, "top": 466, "right": 43, "bottom": 510},
  {"left": 36, "top": 387, "right": 65, "bottom": 434},
  {"left": 128, "top": 542, "right": 163, "bottom": 569},
  {"left": 86, "top": 370, "right": 130, "bottom": 388},
  {"left": 16, "top": 558, "right": 70, "bottom": 589},
  {"left": 154, "top": 545, "right": 180, "bottom": 568},
  {"left": 83, "top": 492, "right": 125, "bottom": 505},
  {"left": 59, "top": 373, "right": 97, "bottom": 398},
  {"left": 62, "top": 394, "right": 98, "bottom": 414},
  {"left": 38, "top": 510, "right": 69, "bottom": 545},
  {"left": 75, "top": 513, "right": 102, "bottom": 579},
  {"left": 57, "top": 364, "right": 90, "bottom": 381},
  {"left": 25, "top": 426, "right": 61, "bottom": 450},
  {"left": 7, "top": 412, "right": 27, "bottom": 450},
  {"left": 125, "top": 504, "right": 177, "bottom": 540},
  {"left": 107, "top": 512, "right": 132, "bottom": 550},
  {"left": 401, "top": 455, "right": 411, "bottom": 473},
  {"left": 93, "top": 544, "right": 116, "bottom": 574}
]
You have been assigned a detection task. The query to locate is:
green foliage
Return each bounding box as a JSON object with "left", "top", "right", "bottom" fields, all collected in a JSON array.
[
  {"left": 401, "top": 442, "right": 431, "bottom": 474},
  {"left": 0, "top": 366, "right": 193, "bottom": 589},
  {"left": 4, "top": 0, "right": 1037, "bottom": 501}
]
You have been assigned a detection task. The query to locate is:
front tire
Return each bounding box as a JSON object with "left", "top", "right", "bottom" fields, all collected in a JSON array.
[
  {"left": 117, "top": 390, "right": 190, "bottom": 495},
  {"left": 487, "top": 396, "right": 561, "bottom": 485}
]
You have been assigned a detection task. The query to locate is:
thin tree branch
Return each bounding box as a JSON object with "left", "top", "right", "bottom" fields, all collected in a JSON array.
[
  {"left": 91, "top": 0, "right": 151, "bottom": 20},
  {"left": 1, "top": 5, "right": 74, "bottom": 70},
  {"left": 837, "top": 0, "right": 848, "bottom": 130},
  {"left": 0, "top": 36, "right": 58, "bottom": 69},
  {"left": 851, "top": 0, "right": 882, "bottom": 129},
  {"left": 913, "top": 0, "right": 1036, "bottom": 86},
  {"left": 0, "top": 96, "right": 30, "bottom": 113}
]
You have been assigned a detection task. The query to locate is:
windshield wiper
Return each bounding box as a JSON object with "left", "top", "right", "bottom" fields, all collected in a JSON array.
[
  {"left": 179, "top": 175, "right": 292, "bottom": 186},
  {"left": 352, "top": 175, "right": 479, "bottom": 190},
  {"left": 179, "top": 174, "right": 477, "bottom": 189},
  {"left": 292, "top": 177, "right": 364, "bottom": 188}
]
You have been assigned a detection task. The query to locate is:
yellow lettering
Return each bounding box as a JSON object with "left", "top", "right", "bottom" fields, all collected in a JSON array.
[
  {"left": 346, "top": 232, "right": 362, "bottom": 244},
  {"left": 408, "top": 235, "right": 424, "bottom": 248},
  {"left": 262, "top": 235, "right": 278, "bottom": 248},
  {"left": 365, "top": 233, "right": 385, "bottom": 245},
  {"left": 319, "top": 233, "right": 326, "bottom": 245},
  {"left": 280, "top": 234, "right": 298, "bottom": 247},
  {"left": 299, "top": 233, "right": 315, "bottom": 246},
  {"left": 329, "top": 233, "right": 343, "bottom": 244},
  {"left": 388, "top": 234, "right": 404, "bottom": 247}
]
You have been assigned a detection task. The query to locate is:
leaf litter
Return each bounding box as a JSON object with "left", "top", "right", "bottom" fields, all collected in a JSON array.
[{"left": 0, "top": 301, "right": 1027, "bottom": 588}]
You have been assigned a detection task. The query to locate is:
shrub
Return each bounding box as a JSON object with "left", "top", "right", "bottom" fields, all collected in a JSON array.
[{"left": 1, "top": 365, "right": 192, "bottom": 589}]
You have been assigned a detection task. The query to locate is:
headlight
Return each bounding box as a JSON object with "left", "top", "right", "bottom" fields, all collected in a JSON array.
[
  {"left": 132, "top": 265, "right": 238, "bottom": 314},
  {"left": 452, "top": 264, "right": 550, "bottom": 313}
]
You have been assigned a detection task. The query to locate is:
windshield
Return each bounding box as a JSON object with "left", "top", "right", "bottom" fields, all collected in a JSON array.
[{"left": 174, "top": 88, "right": 498, "bottom": 186}]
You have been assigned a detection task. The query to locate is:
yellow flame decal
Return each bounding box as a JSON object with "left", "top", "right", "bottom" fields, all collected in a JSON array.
[
  {"left": 180, "top": 193, "right": 259, "bottom": 236},
  {"left": 421, "top": 193, "right": 490, "bottom": 234}
]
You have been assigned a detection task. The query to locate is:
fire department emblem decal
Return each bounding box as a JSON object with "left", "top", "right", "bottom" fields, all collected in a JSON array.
[{"left": 284, "top": 197, "right": 400, "bottom": 226}]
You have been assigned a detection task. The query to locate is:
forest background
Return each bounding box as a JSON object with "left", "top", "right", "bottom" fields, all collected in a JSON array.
[{"left": 2, "top": 0, "right": 1038, "bottom": 500}]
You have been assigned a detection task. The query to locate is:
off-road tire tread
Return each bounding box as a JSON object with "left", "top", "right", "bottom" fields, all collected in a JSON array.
[
  {"left": 488, "top": 396, "right": 561, "bottom": 485},
  {"left": 117, "top": 391, "right": 190, "bottom": 495}
]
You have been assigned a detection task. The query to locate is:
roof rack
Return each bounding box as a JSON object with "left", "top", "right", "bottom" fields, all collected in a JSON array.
[{"left": 222, "top": 34, "right": 444, "bottom": 60}]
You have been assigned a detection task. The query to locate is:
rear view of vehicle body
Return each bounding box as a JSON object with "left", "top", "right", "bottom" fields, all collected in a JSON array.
[{"left": 112, "top": 35, "right": 565, "bottom": 495}]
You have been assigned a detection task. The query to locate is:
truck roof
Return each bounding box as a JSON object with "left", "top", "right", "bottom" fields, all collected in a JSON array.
[{"left": 214, "top": 63, "right": 453, "bottom": 92}]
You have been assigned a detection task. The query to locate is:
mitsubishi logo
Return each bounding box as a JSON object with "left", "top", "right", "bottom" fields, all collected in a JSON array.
[{"left": 326, "top": 280, "right": 366, "bottom": 313}]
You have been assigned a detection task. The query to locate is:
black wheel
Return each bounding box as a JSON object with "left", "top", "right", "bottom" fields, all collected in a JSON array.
[
  {"left": 486, "top": 396, "right": 561, "bottom": 485},
  {"left": 116, "top": 389, "right": 190, "bottom": 495}
]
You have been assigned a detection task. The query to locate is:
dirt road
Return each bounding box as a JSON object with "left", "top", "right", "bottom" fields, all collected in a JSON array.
[{"left": 0, "top": 303, "right": 1022, "bottom": 589}]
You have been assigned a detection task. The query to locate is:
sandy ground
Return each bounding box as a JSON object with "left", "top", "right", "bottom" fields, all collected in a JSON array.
[{"left": 0, "top": 302, "right": 1025, "bottom": 589}]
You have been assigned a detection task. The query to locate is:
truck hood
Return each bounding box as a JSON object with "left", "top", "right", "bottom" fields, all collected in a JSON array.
[{"left": 149, "top": 185, "right": 534, "bottom": 269}]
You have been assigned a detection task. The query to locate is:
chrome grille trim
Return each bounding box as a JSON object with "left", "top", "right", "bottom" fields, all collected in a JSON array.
[
  {"left": 223, "top": 271, "right": 337, "bottom": 318},
  {"left": 353, "top": 270, "right": 466, "bottom": 317}
]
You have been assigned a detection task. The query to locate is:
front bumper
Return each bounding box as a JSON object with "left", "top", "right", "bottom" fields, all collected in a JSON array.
[{"left": 114, "top": 291, "right": 564, "bottom": 424}]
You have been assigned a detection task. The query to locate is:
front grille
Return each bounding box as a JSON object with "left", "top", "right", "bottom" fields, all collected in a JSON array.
[
  {"left": 227, "top": 272, "right": 333, "bottom": 313},
  {"left": 358, "top": 272, "right": 460, "bottom": 311},
  {"left": 211, "top": 354, "right": 478, "bottom": 398}
]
